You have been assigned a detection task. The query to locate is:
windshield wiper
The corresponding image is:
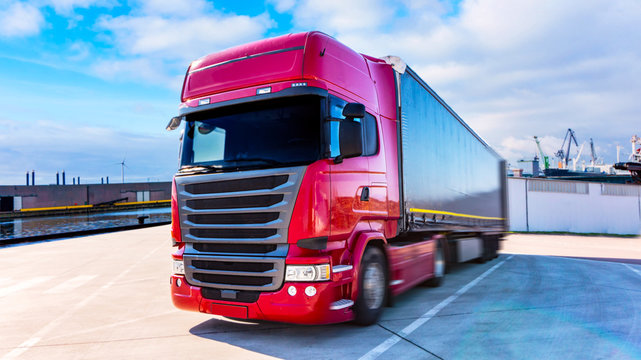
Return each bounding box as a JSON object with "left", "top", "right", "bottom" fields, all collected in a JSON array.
[{"left": 227, "top": 157, "right": 284, "bottom": 165}]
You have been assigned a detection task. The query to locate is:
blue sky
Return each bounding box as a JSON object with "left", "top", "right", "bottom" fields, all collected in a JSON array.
[{"left": 0, "top": 0, "right": 639, "bottom": 185}]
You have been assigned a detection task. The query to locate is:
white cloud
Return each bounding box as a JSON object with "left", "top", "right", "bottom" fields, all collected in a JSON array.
[
  {"left": 97, "top": 12, "right": 273, "bottom": 61},
  {"left": 0, "top": 1, "right": 45, "bottom": 37},
  {"left": 45, "top": 0, "right": 115, "bottom": 15},
  {"left": 68, "top": 40, "right": 91, "bottom": 60},
  {"left": 91, "top": 57, "right": 184, "bottom": 90},
  {"left": 132, "top": 0, "right": 210, "bottom": 17},
  {"left": 275, "top": 0, "right": 641, "bottom": 165},
  {"left": 268, "top": 0, "right": 296, "bottom": 12},
  {"left": 91, "top": 1, "right": 274, "bottom": 86},
  {"left": 289, "top": 0, "right": 393, "bottom": 34}
]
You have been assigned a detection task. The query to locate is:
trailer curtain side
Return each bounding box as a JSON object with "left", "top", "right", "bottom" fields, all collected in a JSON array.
[{"left": 397, "top": 68, "right": 505, "bottom": 231}]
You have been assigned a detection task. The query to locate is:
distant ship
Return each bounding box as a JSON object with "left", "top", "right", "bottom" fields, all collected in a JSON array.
[{"left": 613, "top": 135, "right": 641, "bottom": 184}]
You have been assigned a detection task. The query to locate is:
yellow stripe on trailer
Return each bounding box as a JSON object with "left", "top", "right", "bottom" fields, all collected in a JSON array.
[{"left": 409, "top": 208, "right": 505, "bottom": 221}]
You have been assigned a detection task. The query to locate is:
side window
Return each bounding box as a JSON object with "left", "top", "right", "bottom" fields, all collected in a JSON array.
[
  {"left": 328, "top": 95, "right": 379, "bottom": 158},
  {"left": 362, "top": 113, "right": 378, "bottom": 156}
]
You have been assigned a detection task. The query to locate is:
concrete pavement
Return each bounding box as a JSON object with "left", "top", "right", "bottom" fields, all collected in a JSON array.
[{"left": 1, "top": 227, "right": 640, "bottom": 359}]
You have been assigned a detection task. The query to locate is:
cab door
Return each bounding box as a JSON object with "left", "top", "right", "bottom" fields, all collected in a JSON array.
[{"left": 327, "top": 95, "right": 371, "bottom": 244}]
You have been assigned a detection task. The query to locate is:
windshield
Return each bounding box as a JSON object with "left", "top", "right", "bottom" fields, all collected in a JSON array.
[{"left": 180, "top": 96, "right": 323, "bottom": 171}]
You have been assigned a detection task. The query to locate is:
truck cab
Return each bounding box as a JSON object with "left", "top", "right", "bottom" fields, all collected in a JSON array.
[{"left": 170, "top": 32, "right": 402, "bottom": 324}]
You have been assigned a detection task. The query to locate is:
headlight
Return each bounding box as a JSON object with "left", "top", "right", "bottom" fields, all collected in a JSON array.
[
  {"left": 173, "top": 260, "right": 185, "bottom": 275},
  {"left": 285, "top": 264, "right": 330, "bottom": 282}
]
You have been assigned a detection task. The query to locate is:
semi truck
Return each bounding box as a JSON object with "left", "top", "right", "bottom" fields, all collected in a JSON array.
[{"left": 168, "top": 32, "right": 507, "bottom": 325}]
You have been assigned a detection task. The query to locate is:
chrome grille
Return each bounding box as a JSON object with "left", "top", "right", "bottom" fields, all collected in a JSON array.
[{"left": 175, "top": 166, "right": 305, "bottom": 292}]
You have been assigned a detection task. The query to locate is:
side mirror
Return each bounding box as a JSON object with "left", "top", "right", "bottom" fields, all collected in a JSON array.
[
  {"left": 166, "top": 116, "right": 184, "bottom": 131},
  {"left": 342, "top": 103, "right": 365, "bottom": 119},
  {"left": 336, "top": 119, "right": 362, "bottom": 163}
]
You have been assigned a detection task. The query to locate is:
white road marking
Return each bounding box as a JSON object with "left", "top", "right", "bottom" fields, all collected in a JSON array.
[
  {"left": 1, "top": 338, "right": 41, "bottom": 360},
  {"left": 47, "top": 309, "right": 180, "bottom": 341},
  {"left": 0, "top": 242, "right": 165, "bottom": 360},
  {"left": 623, "top": 263, "right": 641, "bottom": 278},
  {"left": 44, "top": 275, "right": 97, "bottom": 294},
  {"left": 0, "top": 277, "right": 53, "bottom": 298},
  {"left": 359, "top": 255, "right": 515, "bottom": 360},
  {"left": 0, "top": 277, "right": 12, "bottom": 287}
]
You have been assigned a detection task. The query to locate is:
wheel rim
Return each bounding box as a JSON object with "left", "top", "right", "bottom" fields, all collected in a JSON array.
[
  {"left": 363, "top": 262, "right": 385, "bottom": 309},
  {"left": 434, "top": 247, "right": 444, "bottom": 278}
]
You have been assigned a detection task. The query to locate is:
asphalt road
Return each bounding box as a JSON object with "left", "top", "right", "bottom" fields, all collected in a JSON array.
[{"left": 1, "top": 227, "right": 640, "bottom": 359}]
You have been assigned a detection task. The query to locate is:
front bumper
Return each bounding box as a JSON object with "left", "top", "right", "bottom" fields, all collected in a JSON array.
[{"left": 171, "top": 269, "right": 354, "bottom": 325}]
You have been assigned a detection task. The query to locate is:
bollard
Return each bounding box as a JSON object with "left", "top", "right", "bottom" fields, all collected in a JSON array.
[
  {"left": 26, "top": 172, "right": 29, "bottom": 186},
  {"left": 137, "top": 215, "right": 149, "bottom": 224}
]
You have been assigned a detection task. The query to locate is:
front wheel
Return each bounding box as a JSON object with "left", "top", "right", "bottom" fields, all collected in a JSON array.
[
  {"left": 425, "top": 241, "right": 445, "bottom": 287},
  {"left": 353, "top": 246, "right": 388, "bottom": 325}
]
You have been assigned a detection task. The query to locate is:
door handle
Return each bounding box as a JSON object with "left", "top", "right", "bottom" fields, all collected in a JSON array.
[{"left": 360, "top": 187, "right": 370, "bottom": 201}]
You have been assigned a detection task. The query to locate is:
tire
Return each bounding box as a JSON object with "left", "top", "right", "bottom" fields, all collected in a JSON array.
[
  {"left": 492, "top": 236, "right": 500, "bottom": 259},
  {"left": 425, "top": 240, "right": 445, "bottom": 287},
  {"left": 480, "top": 236, "right": 498, "bottom": 262},
  {"left": 353, "top": 246, "right": 388, "bottom": 325}
]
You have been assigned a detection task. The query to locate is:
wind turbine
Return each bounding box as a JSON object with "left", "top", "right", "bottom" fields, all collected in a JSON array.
[{"left": 118, "top": 157, "right": 129, "bottom": 183}]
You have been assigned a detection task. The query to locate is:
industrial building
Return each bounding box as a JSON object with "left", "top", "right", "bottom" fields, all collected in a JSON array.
[{"left": 0, "top": 182, "right": 171, "bottom": 212}]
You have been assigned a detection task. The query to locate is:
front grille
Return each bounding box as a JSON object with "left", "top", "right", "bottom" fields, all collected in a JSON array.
[
  {"left": 189, "top": 228, "right": 277, "bottom": 239},
  {"left": 193, "top": 243, "right": 278, "bottom": 254},
  {"left": 187, "top": 212, "right": 280, "bottom": 225},
  {"left": 186, "top": 194, "right": 283, "bottom": 210},
  {"left": 185, "top": 175, "right": 288, "bottom": 194},
  {"left": 176, "top": 167, "right": 305, "bottom": 293},
  {"left": 192, "top": 260, "right": 274, "bottom": 272},
  {"left": 194, "top": 273, "right": 273, "bottom": 286}
]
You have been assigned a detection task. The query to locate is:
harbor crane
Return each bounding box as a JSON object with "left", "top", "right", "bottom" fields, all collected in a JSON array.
[
  {"left": 555, "top": 128, "right": 578, "bottom": 168},
  {"left": 533, "top": 136, "right": 550, "bottom": 170}
]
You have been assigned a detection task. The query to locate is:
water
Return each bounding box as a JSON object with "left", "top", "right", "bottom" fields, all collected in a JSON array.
[{"left": 0, "top": 208, "right": 171, "bottom": 242}]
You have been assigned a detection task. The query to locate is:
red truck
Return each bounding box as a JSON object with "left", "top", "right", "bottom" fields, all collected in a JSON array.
[{"left": 168, "top": 32, "right": 507, "bottom": 325}]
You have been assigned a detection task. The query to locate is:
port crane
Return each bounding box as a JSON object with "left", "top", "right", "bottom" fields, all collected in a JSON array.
[
  {"left": 533, "top": 136, "right": 550, "bottom": 170},
  {"left": 555, "top": 128, "right": 578, "bottom": 168}
]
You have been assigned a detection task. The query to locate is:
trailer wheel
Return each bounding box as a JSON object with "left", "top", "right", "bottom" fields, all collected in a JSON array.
[
  {"left": 425, "top": 241, "right": 445, "bottom": 287},
  {"left": 354, "top": 246, "right": 388, "bottom": 325},
  {"left": 492, "top": 236, "right": 500, "bottom": 259},
  {"left": 480, "top": 236, "right": 497, "bottom": 262}
]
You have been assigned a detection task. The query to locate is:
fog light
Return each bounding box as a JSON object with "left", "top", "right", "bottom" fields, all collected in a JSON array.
[
  {"left": 173, "top": 260, "right": 185, "bottom": 275},
  {"left": 176, "top": 278, "right": 182, "bottom": 287},
  {"left": 305, "top": 286, "right": 317, "bottom": 296},
  {"left": 288, "top": 286, "right": 297, "bottom": 296}
]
